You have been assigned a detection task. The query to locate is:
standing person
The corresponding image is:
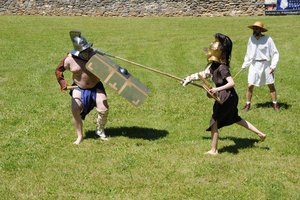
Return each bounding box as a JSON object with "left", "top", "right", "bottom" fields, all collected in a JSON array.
[
  {"left": 241, "top": 21, "right": 280, "bottom": 112},
  {"left": 55, "top": 31, "right": 109, "bottom": 144},
  {"left": 182, "top": 33, "right": 266, "bottom": 155}
]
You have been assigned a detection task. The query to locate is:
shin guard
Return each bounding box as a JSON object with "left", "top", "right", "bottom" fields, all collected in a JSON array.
[
  {"left": 96, "top": 110, "right": 109, "bottom": 140},
  {"left": 96, "top": 110, "right": 108, "bottom": 131}
]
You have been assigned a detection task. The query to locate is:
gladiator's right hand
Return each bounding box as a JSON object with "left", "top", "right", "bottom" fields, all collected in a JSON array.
[
  {"left": 62, "top": 85, "right": 68, "bottom": 91},
  {"left": 59, "top": 80, "right": 68, "bottom": 91},
  {"left": 181, "top": 73, "right": 199, "bottom": 87},
  {"left": 181, "top": 77, "right": 192, "bottom": 87}
]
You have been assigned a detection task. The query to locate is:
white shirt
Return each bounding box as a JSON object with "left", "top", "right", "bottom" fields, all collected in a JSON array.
[{"left": 242, "top": 35, "right": 279, "bottom": 70}]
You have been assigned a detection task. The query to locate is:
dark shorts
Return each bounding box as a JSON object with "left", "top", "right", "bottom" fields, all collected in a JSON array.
[{"left": 70, "top": 82, "right": 106, "bottom": 120}]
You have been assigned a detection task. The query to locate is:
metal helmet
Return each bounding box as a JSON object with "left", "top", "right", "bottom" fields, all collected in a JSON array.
[
  {"left": 205, "top": 41, "right": 222, "bottom": 63},
  {"left": 69, "top": 30, "right": 93, "bottom": 57}
]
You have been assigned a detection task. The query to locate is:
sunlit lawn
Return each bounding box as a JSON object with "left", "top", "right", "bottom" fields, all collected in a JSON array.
[{"left": 0, "top": 15, "right": 299, "bottom": 199}]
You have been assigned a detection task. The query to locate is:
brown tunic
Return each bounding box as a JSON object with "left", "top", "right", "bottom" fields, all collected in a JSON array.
[{"left": 206, "top": 63, "right": 242, "bottom": 131}]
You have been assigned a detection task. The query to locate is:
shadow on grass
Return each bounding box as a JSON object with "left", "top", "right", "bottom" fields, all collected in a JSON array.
[
  {"left": 202, "top": 136, "right": 270, "bottom": 154},
  {"left": 255, "top": 101, "right": 291, "bottom": 110},
  {"left": 84, "top": 126, "right": 169, "bottom": 140}
]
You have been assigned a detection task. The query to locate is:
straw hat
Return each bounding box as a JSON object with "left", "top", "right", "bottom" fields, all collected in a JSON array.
[{"left": 248, "top": 21, "right": 268, "bottom": 32}]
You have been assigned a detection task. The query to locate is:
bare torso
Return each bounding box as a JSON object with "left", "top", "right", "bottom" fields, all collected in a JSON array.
[{"left": 64, "top": 52, "right": 99, "bottom": 89}]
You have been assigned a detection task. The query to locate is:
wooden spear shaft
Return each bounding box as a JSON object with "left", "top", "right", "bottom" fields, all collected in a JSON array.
[
  {"left": 104, "top": 53, "right": 222, "bottom": 104},
  {"left": 66, "top": 85, "right": 79, "bottom": 90},
  {"left": 233, "top": 68, "right": 244, "bottom": 79}
]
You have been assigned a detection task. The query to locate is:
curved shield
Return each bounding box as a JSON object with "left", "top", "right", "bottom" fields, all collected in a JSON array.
[{"left": 86, "top": 54, "right": 149, "bottom": 106}]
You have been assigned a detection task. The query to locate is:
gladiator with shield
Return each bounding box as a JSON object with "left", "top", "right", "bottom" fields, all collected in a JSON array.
[
  {"left": 55, "top": 31, "right": 149, "bottom": 144},
  {"left": 55, "top": 31, "right": 109, "bottom": 144}
]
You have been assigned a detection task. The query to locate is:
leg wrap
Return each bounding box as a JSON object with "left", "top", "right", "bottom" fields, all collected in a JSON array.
[{"left": 96, "top": 110, "right": 108, "bottom": 131}]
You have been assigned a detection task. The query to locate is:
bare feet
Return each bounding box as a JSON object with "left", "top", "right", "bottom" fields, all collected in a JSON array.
[
  {"left": 205, "top": 150, "right": 218, "bottom": 155},
  {"left": 259, "top": 134, "right": 267, "bottom": 142},
  {"left": 73, "top": 136, "right": 83, "bottom": 145}
]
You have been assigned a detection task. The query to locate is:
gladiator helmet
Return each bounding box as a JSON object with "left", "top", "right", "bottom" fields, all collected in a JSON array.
[
  {"left": 69, "top": 30, "right": 93, "bottom": 57},
  {"left": 205, "top": 33, "right": 232, "bottom": 65},
  {"left": 205, "top": 41, "right": 222, "bottom": 63}
]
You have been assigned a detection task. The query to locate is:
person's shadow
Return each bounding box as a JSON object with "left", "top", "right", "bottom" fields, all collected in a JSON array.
[
  {"left": 255, "top": 101, "right": 291, "bottom": 110},
  {"left": 202, "top": 136, "right": 270, "bottom": 154},
  {"left": 84, "top": 126, "right": 169, "bottom": 140}
]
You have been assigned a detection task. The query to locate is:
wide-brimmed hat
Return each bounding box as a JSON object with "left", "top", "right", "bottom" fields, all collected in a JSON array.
[{"left": 248, "top": 21, "right": 268, "bottom": 32}]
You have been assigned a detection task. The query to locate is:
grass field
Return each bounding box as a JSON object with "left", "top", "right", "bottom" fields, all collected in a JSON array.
[{"left": 0, "top": 15, "right": 300, "bottom": 199}]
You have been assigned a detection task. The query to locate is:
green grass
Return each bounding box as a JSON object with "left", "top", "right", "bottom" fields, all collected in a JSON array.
[{"left": 0, "top": 15, "right": 300, "bottom": 199}]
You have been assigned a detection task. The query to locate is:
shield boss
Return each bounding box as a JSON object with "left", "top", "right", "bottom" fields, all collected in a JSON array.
[{"left": 86, "top": 54, "right": 149, "bottom": 106}]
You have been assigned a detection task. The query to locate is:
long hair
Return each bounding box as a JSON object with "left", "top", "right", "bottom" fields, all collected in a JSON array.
[{"left": 214, "top": 33, "right": 232, "bottom": 67}]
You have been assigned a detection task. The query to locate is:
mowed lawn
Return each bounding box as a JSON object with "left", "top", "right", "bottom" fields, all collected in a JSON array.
[{"left": 0, "top": 15, "right": 299, "bottom": 199}]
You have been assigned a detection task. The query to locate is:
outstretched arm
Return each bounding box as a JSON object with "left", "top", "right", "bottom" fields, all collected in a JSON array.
[{"left": 181, "top": 65, "right": 211, "bottom": 86}]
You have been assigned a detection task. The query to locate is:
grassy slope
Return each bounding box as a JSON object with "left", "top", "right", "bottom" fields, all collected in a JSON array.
[{"left": 0, "top": 15, "right": 299, "bottom": 199}]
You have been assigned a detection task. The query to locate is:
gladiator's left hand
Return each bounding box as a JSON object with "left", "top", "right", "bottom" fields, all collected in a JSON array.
[{"left": 209, "top": 87, "right": 218, "bottom": 94}]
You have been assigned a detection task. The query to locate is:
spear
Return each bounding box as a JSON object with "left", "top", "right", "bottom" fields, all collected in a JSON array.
[
  {"left": 99, "top": 51, "right": 222, "bottom": 104},
  {"left": 233, "top": 68, "right": 244, "bottom": 79}
]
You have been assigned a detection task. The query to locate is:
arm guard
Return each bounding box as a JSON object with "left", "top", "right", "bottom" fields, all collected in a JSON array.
[{"left": 55, "top": 57, "right": 68, "bottom": 91}]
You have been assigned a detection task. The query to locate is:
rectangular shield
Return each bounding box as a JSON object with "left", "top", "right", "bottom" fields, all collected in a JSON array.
[{"left": 86, "top": 54, "right": 150, "bottom": 106}]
